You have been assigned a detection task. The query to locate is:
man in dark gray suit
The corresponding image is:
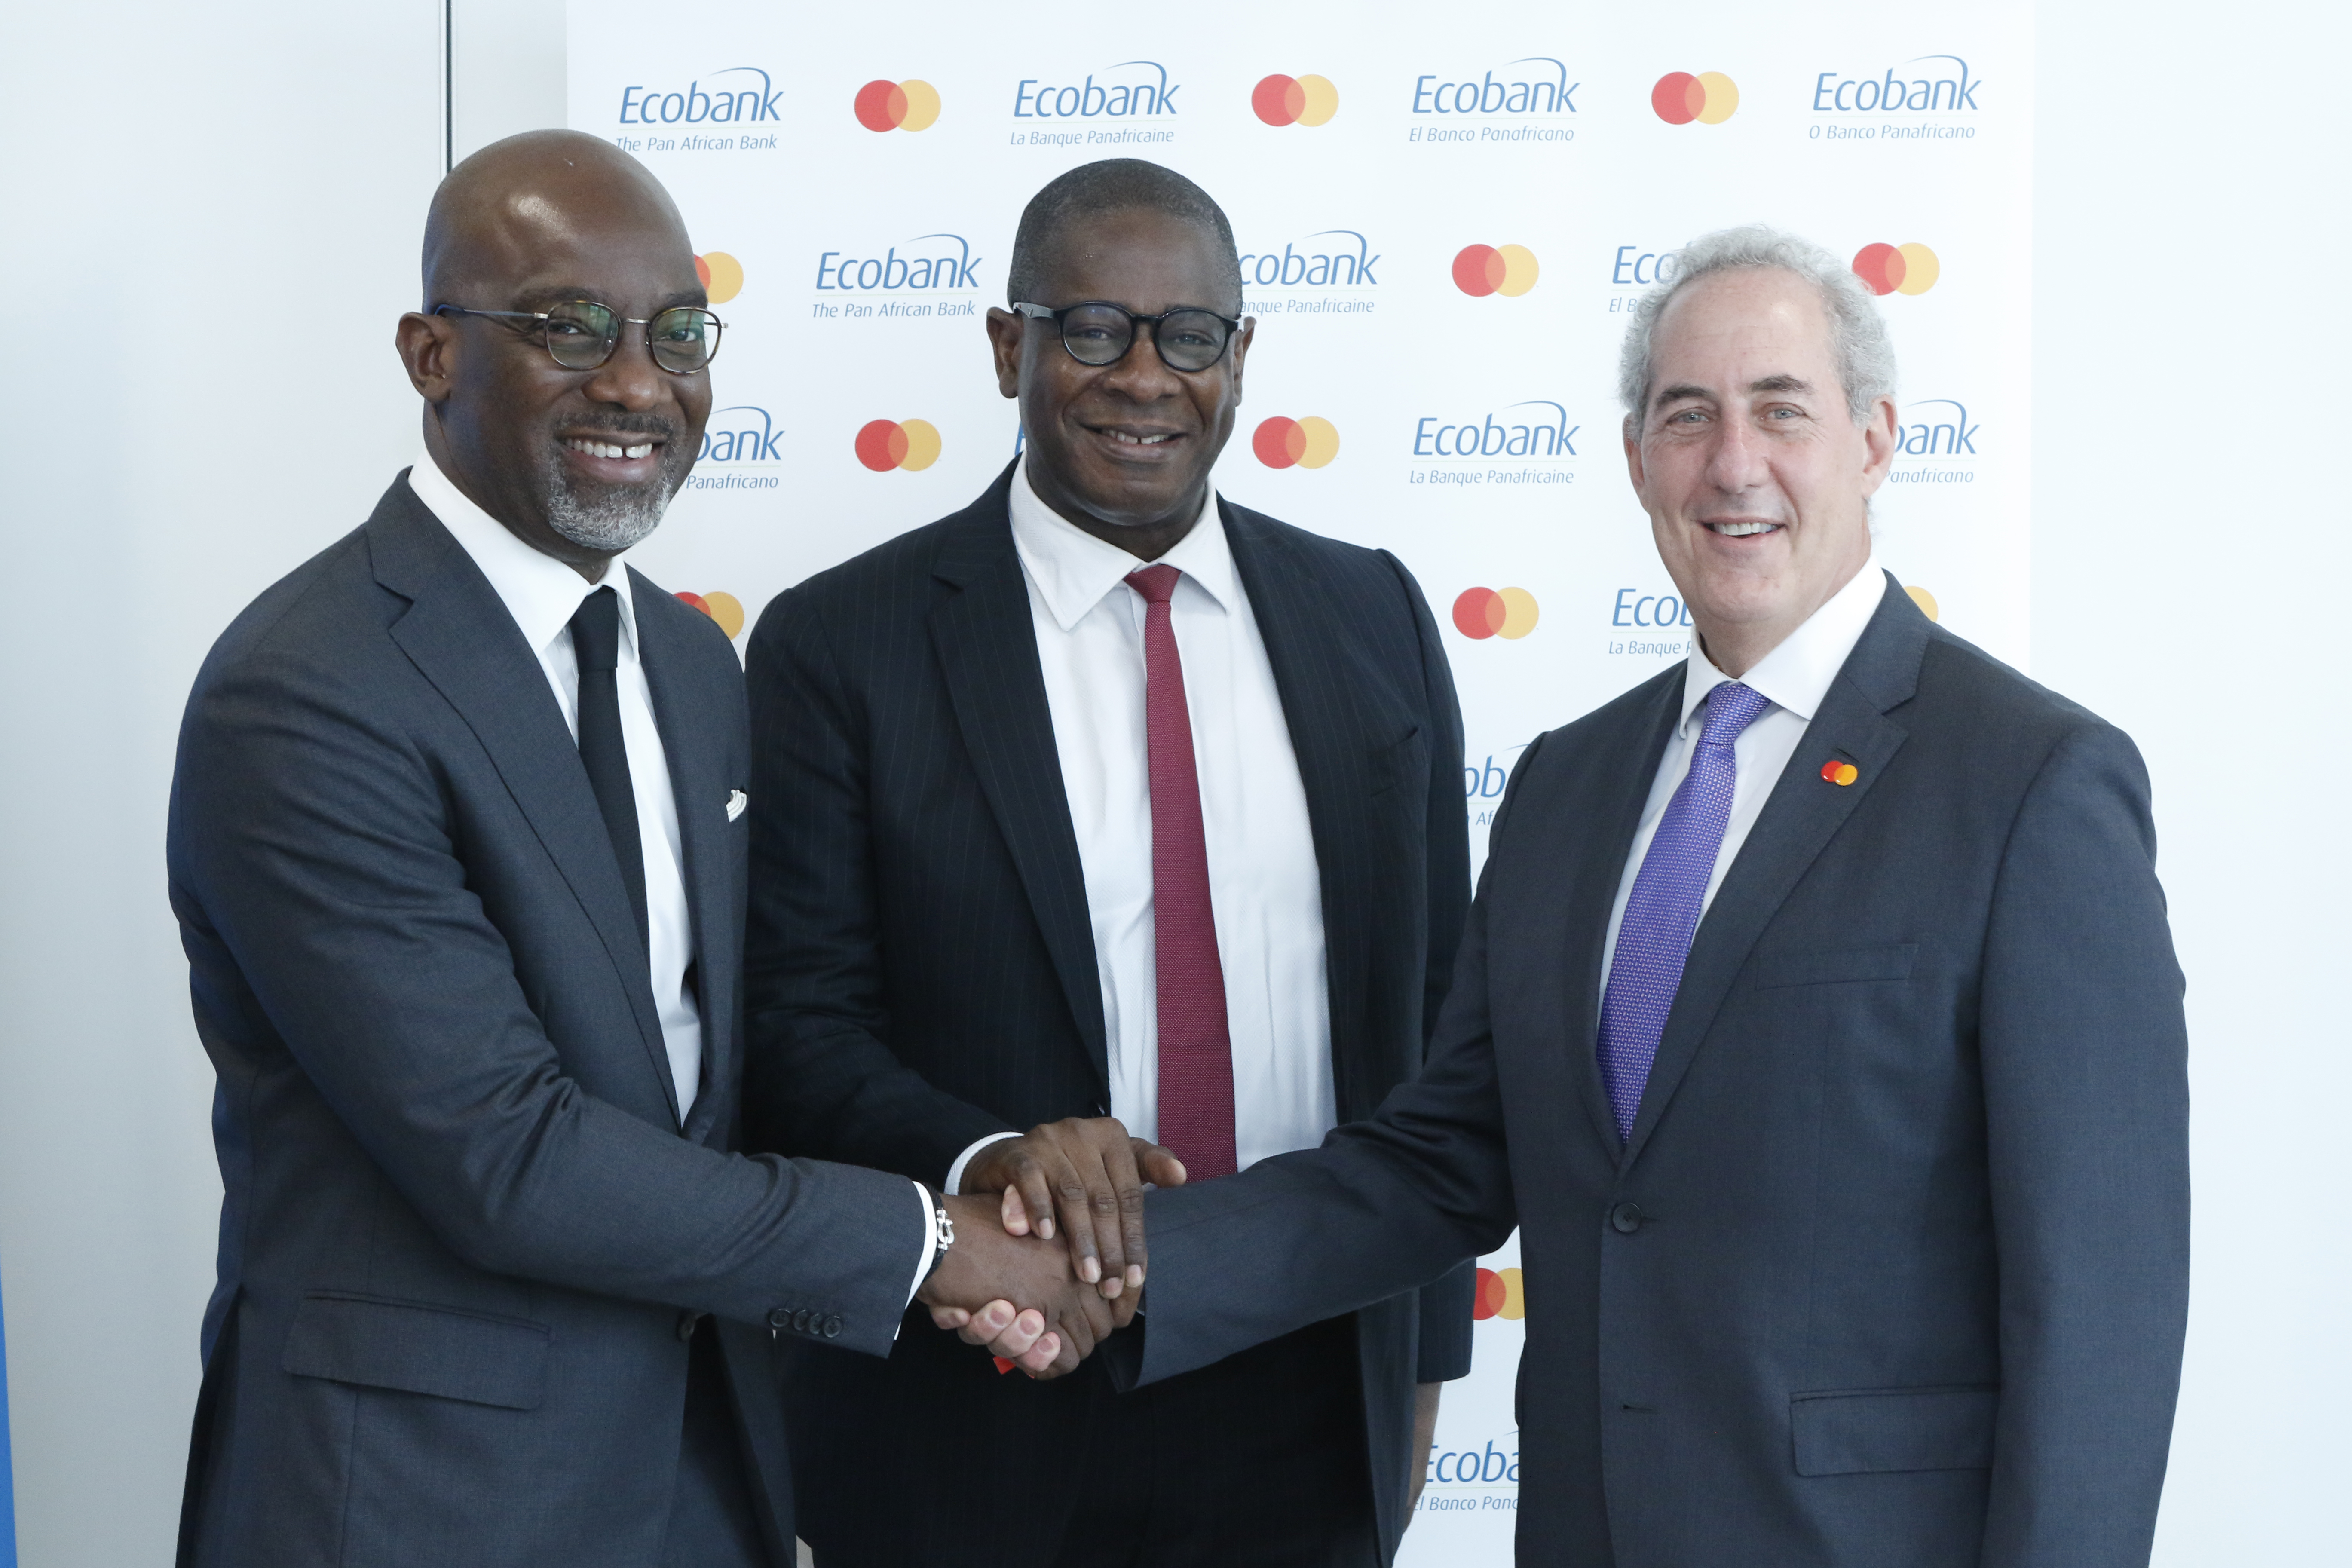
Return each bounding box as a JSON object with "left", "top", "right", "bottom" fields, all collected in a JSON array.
[
  {"left": 1060, "top": 226, "right": 2191, "bottom": 1565},
  {"left": 168, "top": 131, "right": 1099, "bottom": 1568}
]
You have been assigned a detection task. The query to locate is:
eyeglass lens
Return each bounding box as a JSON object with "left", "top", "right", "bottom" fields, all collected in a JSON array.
[
  {"left": 541, "top": 301, "right": 720, "bottom": 373},
  {"left": 1059, "top": 304, "right": 1230, "bottom": 372}
]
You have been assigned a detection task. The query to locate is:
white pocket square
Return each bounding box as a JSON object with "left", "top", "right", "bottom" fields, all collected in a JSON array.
[{"left": 726, "top": 790, "right": 748, "bottom": 822}]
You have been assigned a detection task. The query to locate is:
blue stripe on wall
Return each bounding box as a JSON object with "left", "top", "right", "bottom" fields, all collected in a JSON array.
[{"left": 0, "top": 1259, "right": 16, "bottom": 1568}]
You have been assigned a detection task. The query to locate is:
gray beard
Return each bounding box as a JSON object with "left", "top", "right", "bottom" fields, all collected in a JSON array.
[{"left": 542, "top": 457, "right": 674, "bottom": 553}]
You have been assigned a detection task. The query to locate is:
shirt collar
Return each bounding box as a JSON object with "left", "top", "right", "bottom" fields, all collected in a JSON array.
[
  {"left": 1008, "top": 457, "right": 1232, "bottom": 631},
  {"left": 407, "top": 450, "right": 639, "bottom": 658},
  {"left": 1677, "top": 557, "right": 1890, "bottom": 733}
]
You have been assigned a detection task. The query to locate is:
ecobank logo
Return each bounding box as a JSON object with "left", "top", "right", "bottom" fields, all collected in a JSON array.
[
  {"left": 1852, "top": 241, "right": 1939, "bottom": 296},
  {"left": 1253, "top": 73, "right": 1338, "bottom": 127},
  {"left": 612, "top": 67, "right": 784, "bottom": 153},
  {"left": 1423, "top": 1433, "right": 1521, "bottom": 1493},
  {"left": 1240, "top": 231, "right": 1378, "bottom": 289},
  {"left": 1813, "top": 56, "right": 1982, "bottom": 113},
  {"left": 814, "top": 235, "right": 983, "bottom": 293},
  {"left": 687, "top": 405, "right": 783, "bottom": 493},
  {"left": 1408, "top": 58, "right": 1577, "bottom": 146},
  {"left": 1652, "top": 71, "right": 1738, "bottom": 125},
  {"left": 854, "top": 418, "right": 942, "bottom": 472},
  {"left": 854, "top": 78, "right": 940, "bottom": 132},
  {"left": 1810, "top": 56, "right": 1983, "bottom": 141},
  {"left": 1411, "top": 401, "right": 1578, "bottom": 490},
  {"left": 1252, "top": 416, "right": 1339, "bottom": 469},
  {"left": 1453, "top": 244, "right": 1538, "bottom": 298},
  {"left": 1891, "top": 395, "right": 1985, "bottom": 463},
  {"left": 1011, "top": 61, "right": 1179, "bottom": 149}
]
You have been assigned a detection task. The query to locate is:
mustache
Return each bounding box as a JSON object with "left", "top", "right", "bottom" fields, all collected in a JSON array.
[{"left": 559, "top": 416, "right": 681, "bottom": 444}]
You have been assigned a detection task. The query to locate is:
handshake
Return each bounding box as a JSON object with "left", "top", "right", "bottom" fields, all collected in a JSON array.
[{"left": 913, "top": 1117, "right": 1186, "bottom": 1378}]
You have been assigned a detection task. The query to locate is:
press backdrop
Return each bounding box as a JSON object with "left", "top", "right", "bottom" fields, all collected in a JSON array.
[{"left": 563, "top": 2, "right": 2032, "bottom": 1554}]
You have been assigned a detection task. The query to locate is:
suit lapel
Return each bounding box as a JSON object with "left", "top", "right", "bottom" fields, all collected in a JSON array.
[
  {"left": 368, "top": 481, "right": 681, "bottom": 1128},
  {"left": 1221, "top": 507, "right": 1387, "bottom": 1118},
  {"left": 1623, "top": 577, "right": 1930, "bottom": 1166},
  {"left": 928, "top": 475, "right": 1109, "bottom": 1089},
  {"left": 633, "top": 574, "right": 736, "bottom": 1145}
]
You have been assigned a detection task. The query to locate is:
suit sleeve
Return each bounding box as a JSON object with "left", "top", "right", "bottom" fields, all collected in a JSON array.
[
  {"left": 1976, "top": 722, "right": 2190, "bottom": 1568},
  {"left": 1123, "top": 734, "right": 1544, "bottom": 1387},
  {"left": 741, "top": 588, "right": 1017, "bottom": 1184},
  {"left": 1384, "top": 550, "right": 1479, "bottom": 1384},
  {"left": 169, "top": 646, "right": 925, "bottom": 1354}
]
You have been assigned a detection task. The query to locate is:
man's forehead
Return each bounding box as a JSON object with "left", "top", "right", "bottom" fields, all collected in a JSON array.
[{"left": 1654, "top": 276, "right": 1835, "bottom": 383}]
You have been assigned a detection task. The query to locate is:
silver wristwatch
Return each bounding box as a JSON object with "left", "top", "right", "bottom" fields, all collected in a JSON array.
[{"left": 920, "top": 1184, "right": 954, "bottom": 1285}]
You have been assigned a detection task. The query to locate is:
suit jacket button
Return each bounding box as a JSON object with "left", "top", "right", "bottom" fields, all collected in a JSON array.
[
  {"left": 823, "top": 1315, "right": 843, "bottom": 1339},
  {"left": 676, "top": 1310, "right": 700, "bottom": 1342},
  {"left": 793, "top": 1309, "right": 813, "bottom": 1334},
  {"left": 1610, "top": 1202, "right": 1647, "bottom": 1234},
  {"left": 767, "top": 1308, "right": 792, "bottom": 1331}
]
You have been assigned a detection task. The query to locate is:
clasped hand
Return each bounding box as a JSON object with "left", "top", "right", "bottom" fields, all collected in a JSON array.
[{"left": 918, "top": 1118, "right": 1186, "bottom": 1378}]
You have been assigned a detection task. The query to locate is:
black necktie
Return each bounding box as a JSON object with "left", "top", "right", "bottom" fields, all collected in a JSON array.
[{"left": 569, "top": 586, "right": 649, "bottom": 952}]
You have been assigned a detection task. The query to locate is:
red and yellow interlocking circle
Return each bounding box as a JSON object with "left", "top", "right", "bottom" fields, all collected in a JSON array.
[
  {"left": 674, "top": 591, "right": 746, "bottom": 640},
  {"left": 1452, "top": 244, "right": 1539, "bottom": 298},
  {"left": 1452, "top": 587, "right": 1540, "bottom": 640},
  {"left": 1473, "top": 1266, "right": 1525, "bottom": 1320},
  {"left": 1251, "top": 74, "right": 1338, "bottom": 126},
  {"left": 853, "top": 419, "right": 942, "bottom": 472},
  {"left": 1851, "top": 242, "right": 1941, "bottom": 297},
  {"left": 1251, "top": 416, "right": 1340, "bottom": 469},
  {"left": 692, "top": 252, "right": 744, "bottom": 305},
  {"left": 853, "top": 79, "right": 940, "bottom": 132},
  {"left": 1651, "top": 71, "right": 1739, "bottom": 125}
]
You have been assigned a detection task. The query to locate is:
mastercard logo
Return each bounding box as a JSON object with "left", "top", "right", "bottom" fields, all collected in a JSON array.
[
  {"left": 1452, "top": 587, "right": 1540, "bottom": 640},
  {"left": 1652, "top": 71, "right": 1739, "bottom": 125},
  {"left": 853, "top": 78, "right": 940, "bottom": 132},
  {"left": 1252, "top": 416, "right": 1339, "bottom": 469},
  {"left": 1852, "top": 242, "right": 1941, "bottom": 297},
  {"left": 853, "top": 419, "right": 942, "bottom": 472},
  {"left": 1473, "top": 1266, "right": 1525, "bottom": 1321},
  {"left": 674, "top": 590, "right": 746, "bottom": 640},
  {"left": 1452, "top": 244, "right": 1538, "bottom": 298},
  {"left": 1252, "top": 73, "right": 1338, "bottom": 126},
  {"left": 693, "top": 251, "right": 744, "bottom": 306}
]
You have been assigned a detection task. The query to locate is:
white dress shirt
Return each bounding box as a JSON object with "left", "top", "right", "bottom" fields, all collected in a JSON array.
[
  {"left": 410, "top": 457, "right": 938, "bottom": 1302},
  {"left": 1599, "top": 560, "right": 1890, "bottom": 994},
  {"left": 949, "top": 460, "right": 1335, "bottom": 1191}
]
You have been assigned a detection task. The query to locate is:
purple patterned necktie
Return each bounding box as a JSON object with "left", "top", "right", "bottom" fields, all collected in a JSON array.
[{"left": 1597, "top": 680, "right": 1773, "bottom": 1142}]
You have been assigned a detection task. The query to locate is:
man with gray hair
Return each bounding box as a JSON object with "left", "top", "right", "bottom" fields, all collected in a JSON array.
[{"left": 1075, "top": 224, "right": 2191, "bottom": 1565}]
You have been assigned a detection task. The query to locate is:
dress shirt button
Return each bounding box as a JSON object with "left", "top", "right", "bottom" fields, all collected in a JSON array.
[
  {"left": 676, "top": 1310, "right": 700, "bottom": 1342},
  {"left": 793, "top": 1309, "right": 813, "bottom": 1334},
  {"left": 766, "top": 1308, "right": 792, "bottom": 1331},
  {"left": 823, "top": 1315, "right": 843, "bottom": 1339},
  {"left": 1610, "top": 1202, "right": 1648, "bottom": 1234}
]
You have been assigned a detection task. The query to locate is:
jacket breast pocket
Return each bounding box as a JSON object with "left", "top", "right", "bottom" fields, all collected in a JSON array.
[
  {"left": 1790, "top": 1385, "right": 1997, "bottom": 1476},
  {"left": 1367, "top": 725, "right": 1425, "bottom": 797},
  {"left": 1751, "top": 942, "right": 1918, "bottom": 990},
  {"left": 282, "top": 1292, "right": 550, "bottom": 1411}
]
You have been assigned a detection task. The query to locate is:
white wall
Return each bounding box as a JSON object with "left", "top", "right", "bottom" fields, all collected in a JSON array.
[{"left": 0, "top": 3, "right": 2340, "bottom": 1564}]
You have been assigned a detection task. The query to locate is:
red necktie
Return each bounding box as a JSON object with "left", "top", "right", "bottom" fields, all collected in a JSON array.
[{"left": 1124, "top": 564, "right": 1237, "bottom": 1180}]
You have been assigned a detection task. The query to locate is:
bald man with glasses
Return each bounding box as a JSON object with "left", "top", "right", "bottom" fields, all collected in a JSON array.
[{"left": 167, "top": 131, "right": 1098, "bottom": 1568}]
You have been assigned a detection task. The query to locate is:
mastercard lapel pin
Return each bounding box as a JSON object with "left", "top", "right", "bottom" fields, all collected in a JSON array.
[{"left": 1821, "top": 759, "right": 1860, "bottom": 787}]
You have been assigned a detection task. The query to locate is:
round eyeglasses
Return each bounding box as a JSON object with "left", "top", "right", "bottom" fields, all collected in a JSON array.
[
  {"left": 1011, "top": 300, "right": 1242, "bottom": 374},
  {"left": 431, "top": 300, "right": 725, "bottom": 375}
]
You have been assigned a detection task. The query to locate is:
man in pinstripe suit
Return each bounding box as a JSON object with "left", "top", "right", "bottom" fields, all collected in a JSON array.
[{"left": 741, "top": 159, "right": 1476, "bottom": 1566}]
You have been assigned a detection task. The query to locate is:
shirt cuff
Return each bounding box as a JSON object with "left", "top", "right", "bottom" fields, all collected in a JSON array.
[
  {"left": 902, "top": 1180, "right": 937, "bottom": 1318},
  {"left": 946, "top": 1131, "right": 1024, "bottom": 1197}
]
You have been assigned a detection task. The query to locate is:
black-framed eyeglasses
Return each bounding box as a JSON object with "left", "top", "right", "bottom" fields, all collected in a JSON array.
[
  {"left": 431, "top": 300, "right": 725, "bottom": 374},
  {"left": 1011, "top": 300, "right": 1242, "bottom": 373}
]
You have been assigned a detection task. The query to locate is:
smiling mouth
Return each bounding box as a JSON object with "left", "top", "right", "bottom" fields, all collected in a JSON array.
[
  {"left": 564, "top": 436, "right": 656, "bottom": 460},
  {"left": 1704, "top": 520, "right": 1782, "bottom": 537},
  {"left": 1085, "top": 421, "right": 1183, "bottom": 450}
]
